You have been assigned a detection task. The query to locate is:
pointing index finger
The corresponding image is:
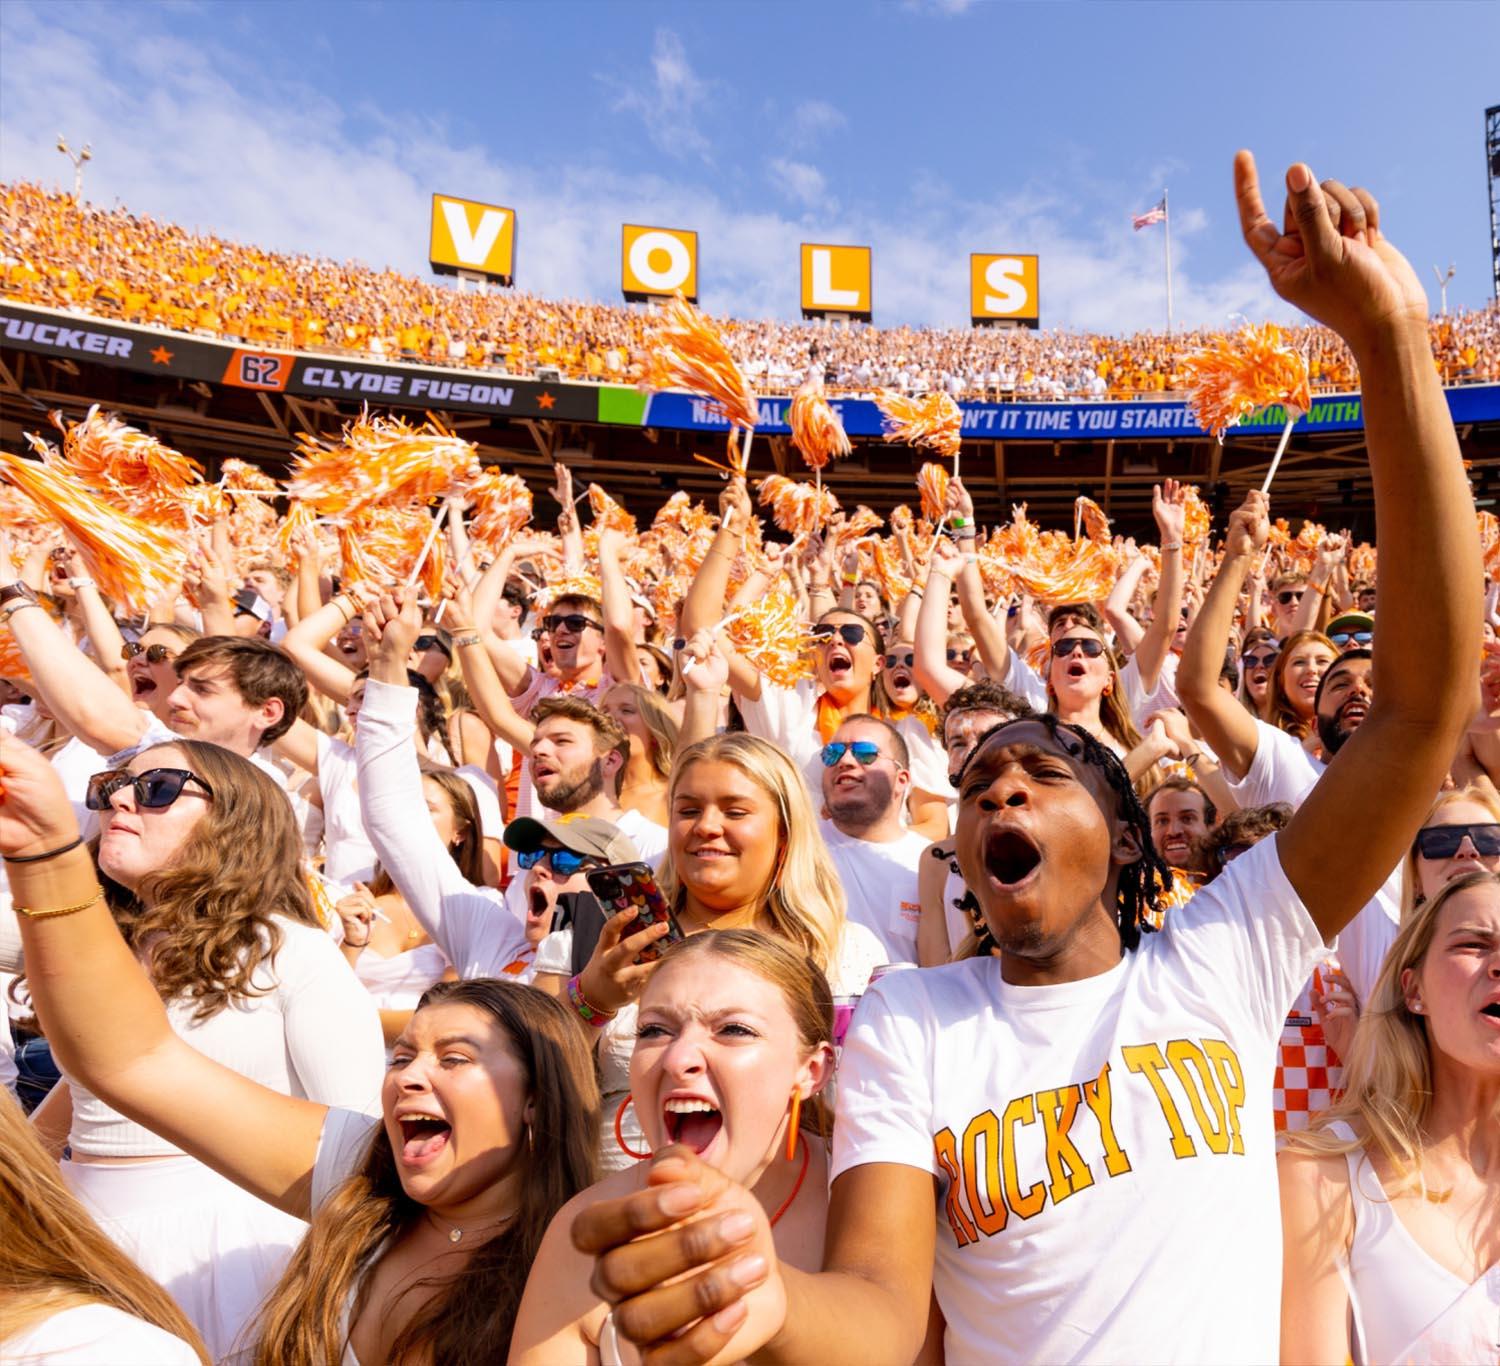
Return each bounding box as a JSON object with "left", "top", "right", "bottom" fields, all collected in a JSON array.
[{"left": 1233, "top": 150, "right": 1279, "bottom": 262}]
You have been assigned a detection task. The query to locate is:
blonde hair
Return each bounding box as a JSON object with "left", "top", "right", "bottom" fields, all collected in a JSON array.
[
  {"left": 1400, "top": 778, "right": 1500, "bottom": 922},
  {"left": 606, "top": 681, "right": 680, "bottom": 781},
  {"left": 0, "top": 1091, "right": 208, "bottom": 1360},
  {"left": 1287, "top": 870, "right": 1500, "bottom": 1187},
  {"left": 658, "top": 733, "right": 846, "bottom": 970}
]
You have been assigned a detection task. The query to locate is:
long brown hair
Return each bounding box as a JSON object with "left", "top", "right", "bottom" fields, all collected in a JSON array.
[
  {"left": 0, "top": 1091, "right": 208, "bottom": 1360},
  {"left": 252, "top": 980, "right": 599, "bottom": 1366},
  {"left": 97, "top": 740, "right": 319, "bottom": 1023},
  {"left": 368, "top": 761, "right": 486, "bottom": 898},
  {"left": 1265, "top": 629, "right": 1336, "bottom": 739},
  {"left": 1044, "top": 605, "right": 1143, "bottom": 755}
]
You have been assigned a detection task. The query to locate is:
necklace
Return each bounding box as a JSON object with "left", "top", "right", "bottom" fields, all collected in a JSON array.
[
  {"left": 425, "top": 1209, "right": 512, "bottom": 1244},
  {"left": 766, "top": 1135, "right": 811, "bottom": 1228}
]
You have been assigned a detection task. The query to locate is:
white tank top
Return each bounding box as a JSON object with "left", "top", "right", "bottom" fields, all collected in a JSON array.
[{"left": 1333, "top": 1122, "right": 1500, "bottom": 1364}]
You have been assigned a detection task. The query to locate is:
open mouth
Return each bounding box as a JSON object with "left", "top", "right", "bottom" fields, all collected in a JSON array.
[
  {"left": 1481, "top": 1002, "right": 1500, "bottom": 1020},
  {"left": 826, "top": 648, "right": 853, "bottom": 677},
  {"left": 1338, "top": 700, "right": 1369, "bottom": 728},
  {"left": 398, "top": 1115, "right": 452, "bottom": 1165},
  {"left": 888, "top": 668, "right": 913, "bottom": 691},
  {"left": 984, "top": 828, "right": 1042, "bottom": 888},
  {"left": 528, "top": 886, "right": 553, "bottom": 924},
  {"left": 663, "top": 1099, "right": 723, "bottom": 1154},
  {"left": 1065, "top": 661, "right": 1087, "bottom": 680},
  {"left": 130, "top": 673, "right": 156, "bottom": 698}
]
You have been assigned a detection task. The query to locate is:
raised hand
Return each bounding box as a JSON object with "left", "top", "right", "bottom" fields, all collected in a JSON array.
[
  {"left": 363, "top": 588, "right": 423, "bottom": 668},
  {"left": 1234, "top": 151, "right": 1428, "bottom": 347},
  {"left": 718, "top": 478, "right": 751, "bottom": 534},
  {"left": 1224, "top": 490, "right": 1271, "bottom": 560},
  {"left": 946, "top": 476, "right": 975, "bottom": 521},
  {"left": 0, "top": 730, "right": 82, "bottom": 858},
  {"left": 927, "top": 534, "right": 965, "bottom": 580},
  {"left": 576, "top": 906, "right": 671, "bottom": 1014},
  {"left": 335, "top": 884, "right": 378, "bottom": 950},
  {"left": 1312, "top": 960, "right": 1358, "bottom": 1062},
  {"left": 680, "top": 629, "right": 729, "bottom": 694},
  {"left": 1152, "top": 479, "right": 1187, "bottom": 545}
]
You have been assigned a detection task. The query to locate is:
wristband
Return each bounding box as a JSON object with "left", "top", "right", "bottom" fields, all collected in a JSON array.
[
  {"left": 962, "top": 553, "right": 978, "bottom": 566},
  {"left": 0, "top": 599, "right": 42, "bottom": 622},
  {"left": 13, "top": 888, "right": 104, "bottom": 921},
  {"left": 841, "top": 573, "right": 859, "bottom": 586},
  {"left": 451, "top": 632, "right": 482, "bottom": 648},
  {"left": 1309, "top": 580, "right": 1329, "bottom": 597},
  {"left": 67, "top": 576, "right": 96, "bottom": 590},
  {"left": 567, "top": 974, "right": 615, "bottom": 1027},
  {"left": 908, "top": 586, "right": 924, "bottom": 598},
  {"left": 4, "top": 835, "right": 86, "bottom": 865},
  {"left": 947, "top": 516, "right": 972, "bottom": 530},
  {"left": 1161, "top": 543, "right": 1183, "bottom": 553}
]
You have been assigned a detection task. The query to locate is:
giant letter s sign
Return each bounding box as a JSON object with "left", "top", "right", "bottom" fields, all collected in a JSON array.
[
  {"left": 800, "top": 244, "right": 872, "bottom": 321},
  {"left": 971, "top": 254, "right": 1039, "bottom": 328},
  {"left": 429, "top": 194, "right": 516, "bottom": 285},
  {"left": 622, "top": 225, "right": 698, "bottom": 302}
]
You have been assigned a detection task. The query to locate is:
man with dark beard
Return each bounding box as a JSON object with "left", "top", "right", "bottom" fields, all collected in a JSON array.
[{"left": 819, "top": 715, "right": 929, "bottom": 964}]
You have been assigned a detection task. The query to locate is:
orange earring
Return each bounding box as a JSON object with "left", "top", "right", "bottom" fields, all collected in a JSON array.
[{"left": 787, "top": 1088, "right": 802, "bottom": 1161}]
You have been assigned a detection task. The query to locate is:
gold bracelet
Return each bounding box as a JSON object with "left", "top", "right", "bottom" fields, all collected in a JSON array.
[
  {"left": 14, "top": 888, "right": 105, "bottom": 920},
  {"left": 332, "top": 597, "right": 354, "bottom": 624}
]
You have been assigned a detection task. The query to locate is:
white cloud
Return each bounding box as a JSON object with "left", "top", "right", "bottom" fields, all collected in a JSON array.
[
  {"left": 788, "top": 99, "right": 846, "bottom": 148},
  {"left": 767, "top": 157, "right": 830, "bottom": 211},
  {"left": 900, "top": 0, "right": 976, "bottom": 14},
  {"left": 607, "top": 28, "right": 712, "bottom": 161},
  {"left": 0, "top": 4, "right": 1287, "bottom": 335}
]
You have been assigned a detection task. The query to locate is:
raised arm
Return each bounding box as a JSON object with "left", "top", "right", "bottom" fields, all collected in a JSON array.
[
  {"left": 1232, "top": 153, "right": 1481, "bottom": 939},
  {"left": 598, "top": 525, "right": 643, "bottom": 686},
  {"left": 1287, "top": 533, "right": 1343, "bottom": 633},
  {"left": 1176, "top": 494, "right": 1266, "bottom": 780},
  {"left": 282, "top": 587, "right": 366, "bottom": 705},
  {"left": 3, "top": 597, "right": 148, "bottom": 754},
  {"left": 1127, "top": 482, "right": 1189, "bottom": 694},
  {"left": 0, "top": 736, "right": 324, "bottom": 1219},
  {"left": 441, "top": 580, "right": 536, "bottom": 757},
  {"left": 57, "top": 543, "right": 130, "bottom": 691},
  {"left": 680, "top": 479, "right": 763, "bottom": 702},
  {"left": 1103, "top": 547, "right": 1150, "bottom": 655},
  {"left": 913, "top": 538, "right": 976, "bottom": 705},
  {"left": 552, "top": 463, "right": 585, "bottom": 573}
]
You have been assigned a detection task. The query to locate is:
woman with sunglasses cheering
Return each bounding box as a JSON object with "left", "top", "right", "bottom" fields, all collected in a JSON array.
[
  {"left": 1237, "top": 626, "right": 1280, "bottom": 721},
  {"left": 677, "top": 479, "right": 950, "bottom": 834},
  {"left": 3, "top": 737, "right": 384, "bottom": 1358}
]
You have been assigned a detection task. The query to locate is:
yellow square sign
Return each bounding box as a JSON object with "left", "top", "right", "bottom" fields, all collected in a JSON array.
[
  {"left": 429, "top": 194, "right": 516, "bottom": 284},
  {"left": 800, "top": 243, "right": 871, "bottom": 319},
  {"left": 622, "top": 224, "right": 698, "bottom": 302},
  {"left": 970, "top": 254, "right": 1039, "bottom": 326}
]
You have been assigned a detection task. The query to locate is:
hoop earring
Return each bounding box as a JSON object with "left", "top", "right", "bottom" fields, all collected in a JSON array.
[
  {"left": 787, "top": 1088, "right": 802, "bottom": 1162},
  {"left": 614, "top": 1095, "right": 652, "bottom": 1161}
]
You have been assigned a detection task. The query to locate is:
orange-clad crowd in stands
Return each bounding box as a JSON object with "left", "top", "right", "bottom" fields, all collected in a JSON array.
[{"left": 3, "top": 180, "right": 1497, "bottom": 400}]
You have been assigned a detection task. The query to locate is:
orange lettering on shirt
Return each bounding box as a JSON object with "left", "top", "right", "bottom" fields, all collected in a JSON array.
[
  {"left": 1000, "top": 1095, "right": 1047, "bottom": 1220},
  {"left": 1035, "top": 1085, "right": 1096, "bottom": 1204},
  {"left": 933, "top": 1125, "right": 979, "bottom": 1247},
  {"left": 1080, "top": 1062, "right": 1133, "bottom": 1177},
  {"left": 1166, "top": 1040, "right": 1232, "bottom": 1156},
  {"left": 961, "top": 1110, "right": 1009, "bottom": 1236},
  {"left": 1201, "top": 1039, "right": 1247, "bottom": 1155},
  {"left": 1122, "top": 1043, "right": 1198, "bottom": 1158}
]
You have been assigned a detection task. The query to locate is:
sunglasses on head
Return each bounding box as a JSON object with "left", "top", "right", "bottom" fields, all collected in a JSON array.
[
  {"left": 1241, "top": 649, "right": 1280, "bottom": 669},
  {"left": 85, "top": 767, "right": 213, "bottom": 812},
  {"left": 516, "top": 846, "right": 594, "bottom": 875},
  {"left": 1414, "top": 822, "right": 1500, "bottom": 859},
  {"left": 1329, "top": 630, "right": 1373, "bottom": 649},
  {"left": 820, "top": 740, "right": 884, "bottom": 768},
  {"left": 120, "top": 642, "right": 176, "bottom": 664},
  {"left": 1276, "top": 589, "right": 1305, "bottom": 606},
  {"left": 1051, "top": 637, "right": 1106, "bottom": 660},
  {"left": 884, "top": 650, "right": 915, "bottom": 669},
  {"left": 810, "top": 622, "right": 868, "bottom": 647},
  {"left": 543, "top": 613, "right": 601, "bottom": 635}
]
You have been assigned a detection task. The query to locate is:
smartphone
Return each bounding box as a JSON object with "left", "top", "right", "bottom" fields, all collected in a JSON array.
[{"left": 585, "top": 862, "right": 686, "bottom": 964}]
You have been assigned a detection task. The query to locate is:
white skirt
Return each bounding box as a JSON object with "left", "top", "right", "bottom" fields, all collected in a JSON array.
[{"left": 62, "top": 1155, "right": 306, "bottom": 1363}]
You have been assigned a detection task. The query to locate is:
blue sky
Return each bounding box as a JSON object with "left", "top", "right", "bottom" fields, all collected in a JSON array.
[{"left": 1, "top": 0, "right": 1496, "bottom": 333}]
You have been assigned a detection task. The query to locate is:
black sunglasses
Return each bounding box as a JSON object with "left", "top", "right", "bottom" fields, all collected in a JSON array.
[
  {"left": 1051, "top": 637, "right": 1106, "bottom": 660},
  {"left": 1414, "top": 823, "right": 1500, "bottom": 859},
  {"left": 947, "top": 647, "right": 974, "bottom": 663},
  {"left": 1276, "top": 589, "right": 1305, "bottom": 606},
  {"left": 810, "top": 623, "right": 868, "bottom": 647},
  {"left": 543, "top": 613, "right": 602, "bottom": 635},
  {"left": 884, "top": 650, "right": 915, "bottom": 669},
  {"left": 414, "top": 633, "right": 451, "bottom": 656},
  {"left": 1241, "top": 649, "right": 1280, "bottom": 669},
  {"left": 120, "top": 642, "right": 176, "bottom": 664},
  {"left": 1329, "top": 630, "right": 1373, "bottom": 648},
  {"left": 86, "top": 767, "right": 214, "bottom": 812}
]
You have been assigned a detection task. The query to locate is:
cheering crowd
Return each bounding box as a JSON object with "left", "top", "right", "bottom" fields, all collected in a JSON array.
[
  {"left": 4, "top": 179, "right": 1499, "bottom": 401},
  {"left": 2, "top": 153, "right": 1498, "bottom": 1365}
]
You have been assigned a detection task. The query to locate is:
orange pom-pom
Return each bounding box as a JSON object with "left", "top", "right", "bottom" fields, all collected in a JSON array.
[
  {"left": 587, "top": 484, "right": 637, "bottom": 536},
  {"left": 914, "top": 463, "right": 951, "bottom": 523},
  {"left": 756, "top": 474, "right": 838, "bottom": 537},
  {"left": 874, "top": 391, "right": 962, "bottom": 463},
  {"left": 1075, "top": 496, "right": 1111, "bottom": 543},
  {"left": 1180, "top": 486, "right": 1212, "bottom": 549},
  {"left": 536, "top": 573, "right": 604, "bottom": 611},
  {"left": 724, "top": 592, "right": 815, "bottom": 689},
  {"left": 1183, "top": 323, "right": 1312, "bottom": 438},
  {"left": 467, "top": 470, "right": 534, "bottom": 553},
  {"left": 788, "top": 380, "right": 851, "bottom": 471},
  {"left": 649, "top": 295, "right": 758, "bottom": 431}
]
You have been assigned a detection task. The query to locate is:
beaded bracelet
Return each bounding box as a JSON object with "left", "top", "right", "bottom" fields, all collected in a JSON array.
[
  {"left": 14, "top": 888, "right": 104, "bottom": 921},
  {"left": 567, "top": 974, "right": 615, "bottom": 1027},
  {"left": 451, "top": 632, "right": 482, "bottom": 649}
]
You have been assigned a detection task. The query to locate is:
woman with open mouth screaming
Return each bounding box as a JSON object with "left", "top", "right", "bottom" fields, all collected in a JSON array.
[
  {"left": 510, "top": 930, "right": 836, "bottom": 1365},
  {"left": 1, "top": 732, "right": 599, "bottom": 1366}
]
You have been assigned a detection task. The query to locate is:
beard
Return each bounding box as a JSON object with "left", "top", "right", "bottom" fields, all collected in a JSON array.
[
  {"left": 826, "top": 771, "right": 896, "bottom": 833},
  {"left": 537, "top": 758, "right": 606, "bottom": 814},
  {"left": 1316, "top": 710, "right": 1354, "bottom": 757}
]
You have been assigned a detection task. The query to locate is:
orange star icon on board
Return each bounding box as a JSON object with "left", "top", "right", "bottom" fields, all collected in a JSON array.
[
  {"left": 537, "top": 391, "right": 556, "bottom": 410},
  {"left": 150, "top": 345, "right": 174, "bottom": 365}
]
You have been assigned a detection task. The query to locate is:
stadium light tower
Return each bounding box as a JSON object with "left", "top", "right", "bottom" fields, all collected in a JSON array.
[
  {"left": 1488, "top": 105, "right": 1499, "bottom": 301},
  {"left": 1431, "top": 263, "right": 1455, "bottom": 315},
  {"left": 56, "top": 134, "right": 92, "bottom": 199}
]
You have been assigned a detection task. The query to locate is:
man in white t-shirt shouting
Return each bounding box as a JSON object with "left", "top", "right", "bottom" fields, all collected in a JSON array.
[
  {"left": 819, "top": 715, "right": 931, "bottom": 965},
  {"left": 569, "top": 155, "right": 1483, "bottom": 1364}
]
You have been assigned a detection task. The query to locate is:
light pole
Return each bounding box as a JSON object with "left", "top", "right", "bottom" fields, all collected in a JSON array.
[
  {"left": 56, "top": 135, "right": 92, "bottom": 199},
  {"left": 1432, "top": 263, "right": 1455, "bottom": 316}
]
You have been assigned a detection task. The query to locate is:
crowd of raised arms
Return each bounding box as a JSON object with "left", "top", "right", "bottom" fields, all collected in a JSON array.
[
  {"left": 0, "top": 153, "right": 1497, "bottom": 1366},
  {"left": 3, "top": 179, "right": 1499, "bottom": 401}
]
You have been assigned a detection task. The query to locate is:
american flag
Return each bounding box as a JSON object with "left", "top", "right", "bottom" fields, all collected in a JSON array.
[{"left": 1133, "top": 198, "right": 1167, "bottom": 231}]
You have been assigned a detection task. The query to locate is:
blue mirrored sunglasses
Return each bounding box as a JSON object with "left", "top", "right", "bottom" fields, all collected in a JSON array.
[
  {"left": 1329, "top": 630, "right": 1373, "bottom": 648},
  {"left": 820, "top": 740, "right": 883, "bottom": 768},
  {"left": 516, "top": 847, "right": 593, "bottom": 875}
]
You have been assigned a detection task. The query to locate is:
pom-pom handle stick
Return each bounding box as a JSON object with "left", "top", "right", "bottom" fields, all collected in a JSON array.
[
  {"left": 404, "top": 502, "right": 450, "bottom": 590},
  {"left": 1259, "top": 415, "right": 1297, "bottom": 495}
]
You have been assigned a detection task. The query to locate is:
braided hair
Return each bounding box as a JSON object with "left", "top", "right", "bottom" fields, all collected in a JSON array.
[{"left": 955, "top": 712, "right": 1169, "bottom": 952}]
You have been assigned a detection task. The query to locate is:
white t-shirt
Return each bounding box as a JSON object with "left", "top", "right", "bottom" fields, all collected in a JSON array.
[
  {"left": 823, "top": 826, "right": 930, "bottom": 965},
  {"left": 1119, "top": 651, "right": 1181, "bottom": 726},
  {"left": 3, "top": 1303, "right": 200, "bottom": 1365},
  {"left": 832, "top": 836, "right": 1325, "bottom": 1364},
  {"left": 316, "top": 732, "right": 377, "bottom": 889}
]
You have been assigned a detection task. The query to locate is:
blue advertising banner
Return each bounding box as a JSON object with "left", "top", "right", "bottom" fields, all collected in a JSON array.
[{"left": 635, "top": 384, "right": 1500, "bottom": 442}]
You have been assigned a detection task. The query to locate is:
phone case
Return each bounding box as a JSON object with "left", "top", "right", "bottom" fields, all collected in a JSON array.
[{"left": 585, "top": 862, "right": 685, "bottom": 963}]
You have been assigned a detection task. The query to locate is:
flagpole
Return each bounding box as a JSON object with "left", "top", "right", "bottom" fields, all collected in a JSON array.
[{"left": 1163, "top": 188, "right": 1174, "bottom": 336}]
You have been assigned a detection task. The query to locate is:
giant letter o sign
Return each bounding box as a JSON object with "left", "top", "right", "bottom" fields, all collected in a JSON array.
[
  {"left": 971, "top": 254, "right": 1039, "bottom": 326},
  {"left": 622, "top": 225, "right": 698, "bottom": 302}
]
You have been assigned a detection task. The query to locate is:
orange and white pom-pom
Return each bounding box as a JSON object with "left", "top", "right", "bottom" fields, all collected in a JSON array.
[
  {"left": 289, "top": 410, "right": 480, "bottom": 517},
  {"left": 756, "top": 474, "right": 838, "bottom": 537},
  {"left": 724, "top": 592, "right": 815, "bottom": 688},
  {"left": 788, "top": 380, "right": 851, "bottom": 471},
  {"left": 0, "top": 452, "right": 186, "bottom": 613},
  {"left": 874, "top": 391, "right": 963, "bottom": 463},
  {"left": 467, "top": 470, "right": 533, "bottom": 552},
  {"left": 868, "top": 537, "right": 914, "bottom": 601},
  {"left": 1183, "top": 322, "right": 1312, "bottom": 438},
  {"left": 334, "top": 506, "right": 445, "bottom": 599},
  {"left": 889, "top": 503, "right": 914, "bottom": 534},
  {"left": 275, "top": 500, "right": 319, "bottom": 560},
  {"left": 1143, "top": 866, "right": 1204, "bottom": 928},
  {"left": 649, "top": 295, "right": 758, "bottom": 431},
  {"left": 1180, "top": 485, "right": 1212, "bottom": 548},
  {"left": 536, "top": 573, "right": 605, "bottom": 612},
  {"left": 1075, "top": 495, "right": 1111, "bottom": 543},
  {"left": 587, "top": 484, "right": 637, "bottom": 536},
  {"left": 1005, "top": 537, "right": 1118, "bottom": 605},
  {"left": 914, "top": 463, "right": 951, "bottom": 524}
]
